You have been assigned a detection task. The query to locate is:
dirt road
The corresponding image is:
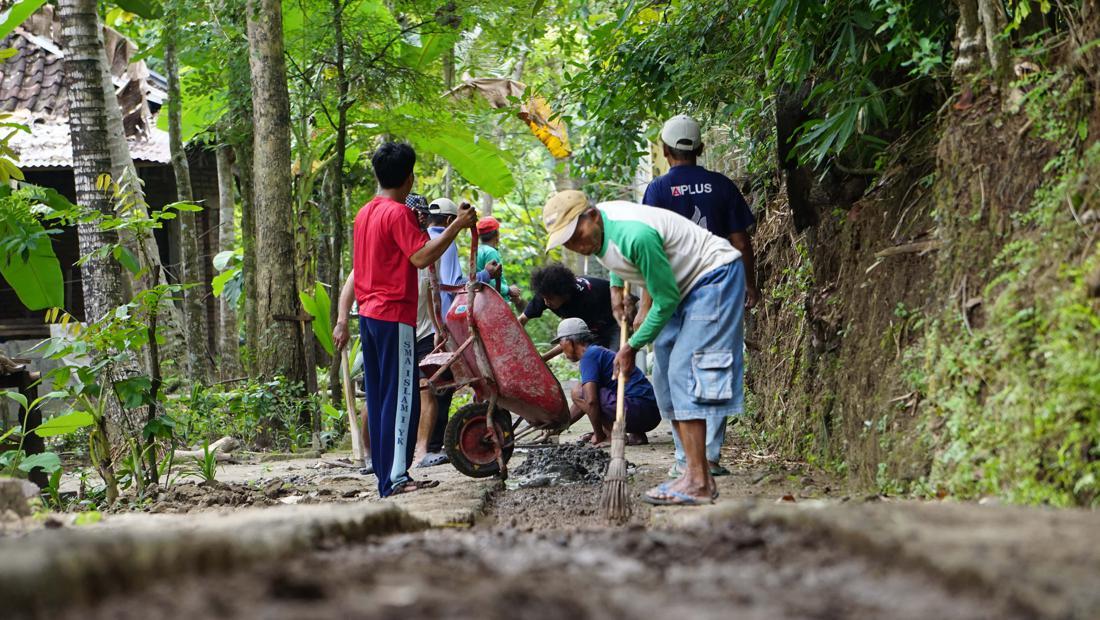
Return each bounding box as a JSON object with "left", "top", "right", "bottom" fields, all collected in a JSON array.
[
  {"left": 12, "top": 425, "right": 1100, "bottom": 619},
  {"left": 71, "top": 481, "right": 1022, "bottom": 620},
  {"left": 45, "top": 430, "right": 1098, "bottom": 619}
]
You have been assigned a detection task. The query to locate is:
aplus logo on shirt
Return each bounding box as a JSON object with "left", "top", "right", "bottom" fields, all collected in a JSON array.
[{"left": 670, "top": 183, "right": 714, "bottom": 197}]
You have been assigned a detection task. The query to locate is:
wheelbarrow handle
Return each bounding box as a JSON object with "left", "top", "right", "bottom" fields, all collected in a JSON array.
[{"left": 468, "top": 212, "right": 479, "bottom": 284}]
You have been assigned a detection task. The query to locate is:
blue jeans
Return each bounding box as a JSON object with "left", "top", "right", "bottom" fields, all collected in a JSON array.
[{"left": 650, "top": 260, "right": 746, "bottom": 464}]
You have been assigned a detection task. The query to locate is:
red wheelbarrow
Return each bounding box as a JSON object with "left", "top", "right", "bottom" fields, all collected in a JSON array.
[{"left": 419, "top": 229, "right": 571, "bottom": 479}]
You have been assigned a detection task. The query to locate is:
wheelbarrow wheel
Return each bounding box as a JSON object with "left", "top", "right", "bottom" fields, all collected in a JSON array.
[{"left": 445, "top": 401, "right": 514, "bottom": 478}]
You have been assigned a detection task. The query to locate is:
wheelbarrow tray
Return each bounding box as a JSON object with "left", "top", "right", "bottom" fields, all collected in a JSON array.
[{"left": 440, "top": 283, "right": 570, "bottom": 429}]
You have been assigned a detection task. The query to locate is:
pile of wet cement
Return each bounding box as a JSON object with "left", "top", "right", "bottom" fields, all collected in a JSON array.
[{"left": 510, "top": 443, "right": 615, "bottom": 487}]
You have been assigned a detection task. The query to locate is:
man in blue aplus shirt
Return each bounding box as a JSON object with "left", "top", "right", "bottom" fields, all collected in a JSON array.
[
  {"left": 642, "top": 114, "right": 761, "bottom": 477},
  {"left": 554, "top": 318, "right": 661, "bottom": 447}
]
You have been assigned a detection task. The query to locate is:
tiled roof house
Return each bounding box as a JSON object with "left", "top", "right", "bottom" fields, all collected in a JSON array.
[{"left": 0, "top": 7, "right": 223, "bottom": 343}]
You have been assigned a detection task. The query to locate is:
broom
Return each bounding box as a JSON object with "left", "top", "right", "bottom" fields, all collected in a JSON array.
[
  {"left": 341, "top": 348, "right": 366, "bottom": 467},
  {"left": 600, "top": 283, "right": 632, "bottom": 522}
]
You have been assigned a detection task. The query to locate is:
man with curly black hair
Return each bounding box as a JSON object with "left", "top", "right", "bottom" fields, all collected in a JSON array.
[{"left": 520, "top": 262, "right": 628, "bottom": 349}]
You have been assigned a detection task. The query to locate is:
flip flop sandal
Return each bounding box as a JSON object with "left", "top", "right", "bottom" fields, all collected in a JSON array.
[
  {"left": 641, "top": 487, "right": 714, "bottom": 507},
  {"left": 642, "top": 482, "right": 674, "bottom": 503},
  {"left": 416, "top": 453, "right": 449, "bottom": 468},
  {"left": 359, "top": 464, "right": 375, "bottom": 476},
  {"left": 578, "top": 432, "right": 595, "bottom": 444},
  {"left": 390, "top": 479, "right": 440, "bottom": 495},
  {"left": 710, "top": 464, "right": 732, "bottom": 477}
]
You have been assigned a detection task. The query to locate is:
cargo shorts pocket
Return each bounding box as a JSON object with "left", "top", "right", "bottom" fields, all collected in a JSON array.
[
  {"left": 685, "top": 284, "right": 720, "bottom": 321},
  {"left": 690, "top": 350, "right": 734, "bottom": 403}
]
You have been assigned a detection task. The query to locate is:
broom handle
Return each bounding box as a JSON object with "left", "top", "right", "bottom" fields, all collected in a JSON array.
[
  {"left": 341, "top": 348, "right": 365, "bottom": 463},
  {"left": 615, "top": 283, "right": 629, "bottom": 429}
]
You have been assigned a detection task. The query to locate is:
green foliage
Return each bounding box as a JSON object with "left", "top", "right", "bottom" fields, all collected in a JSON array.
[
  {"left": 170, "top": 377, "right": 318, "bottom": 451},
  {"left": 0, "top": 0, "right": 46, "bottom": 40},
  {"left": 563, "top": 0, "right": 952, "bottom": 188},
  {"left": 299, "top": 282, "right": 334, "bottom": 356},
  {"left": 32, "top": 411, "right": 95, "bottom": 437},
  {"left": 907, "top": 140, "right": 1100, "bottom": 507},
  {"left": 154, "top": 69, "right": 223, "bottom": 141},
  {"left": 211, "top": 249, "right": 243, "bottom": 307},
  {"left": 363, "top": 103, "right": 517, "bottom": 197},
  {"left": 0, "top": 187, "right": 65, "bottom": 310},
  {"left": 17, "top": 451, "right": 61, "bottom": 475},
  {"left": 182, "top": 440, "right": 219, "bottom": 483}
]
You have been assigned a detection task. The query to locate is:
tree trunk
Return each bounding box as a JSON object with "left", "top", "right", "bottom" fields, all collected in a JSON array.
[
  {"left": 977, "top": 0, "right": 1011, "bottom": 88},
  {"left": 326, "top": 0, "right": 349, "bottom": 407},
  {"left": 57, "top": 0, "right": 132, "bottom": 503},
  {"left": 952, "top": 0, "right": 985, "bottom": 80},
  {"left": 165, "top": 12, "right": 213, "bottom": 385},
  {"left": 223, "top": 9, "right": 259, "bottom": 370},
  {"left": 246, "top": 0, "right": 305, "bottom": 383},
  {"left": 442, "top": 44, "right": 455, "bottom": 199},
  {"left": 216, "top": 143, "right": 243, "bottom": 377},
  {"left": 235, "top": 116, "right": 258, "bottom": 365}
]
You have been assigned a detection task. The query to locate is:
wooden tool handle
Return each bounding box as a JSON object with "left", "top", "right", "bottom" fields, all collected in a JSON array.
[
  {"left": 616, "top": 283, "right": 629, "bottom": 427},
  {"left": 341, "top": 349, "right": 364, "bottom": 463}
]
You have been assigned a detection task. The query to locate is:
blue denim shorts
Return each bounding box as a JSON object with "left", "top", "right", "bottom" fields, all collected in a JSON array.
[{"left": 651, "top": 260, "right": 746, "bottom": 421}]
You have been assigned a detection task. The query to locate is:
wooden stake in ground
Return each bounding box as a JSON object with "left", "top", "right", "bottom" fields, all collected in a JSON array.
[
  {"left": 600, "top": 284, "right": 632, "bottom": 522},
  {"left": 341, "top": 349, "right": 366, "bottom": 466}
]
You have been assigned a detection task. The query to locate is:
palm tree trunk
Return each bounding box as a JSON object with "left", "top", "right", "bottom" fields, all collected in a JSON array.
[
  {"left": 57, "top": 0, "right": 132, "bottom": 503},
  {"left": 165, "top": 11, "right": 213, "bottom": 384},
  {"left": 96, "top": 32, "right": 185, "bottom": 412},
  {"left": 246, "top": 0, "right": 305, "bottom": 383},
  {"left": 216, "top": 143, "right": 243, "bottom": 377}
]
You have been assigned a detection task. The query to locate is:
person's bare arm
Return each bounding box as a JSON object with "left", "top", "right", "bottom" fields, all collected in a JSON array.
[
  {"left": 540, "top": 343, "right": 562, "bottom": 362},
  {"left": 410, "top": 203, "right": 477, "bottom": 268},
  {"left": 729, "top": 231, "right": 759, "bottom": 309},
  {"left": 581, "top": 381, "right": 606, "bottom": 442},
  {"left": 633, "top": 288, "right": 652, "bottom": 333},
  {"left": 333, "top": 272, "right": 355, "bottom": 351}
]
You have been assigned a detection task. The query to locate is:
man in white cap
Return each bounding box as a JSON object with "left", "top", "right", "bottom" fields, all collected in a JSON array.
[
  {"left": 642, "top": 113, "right": 759, "bottom": 478},
  {"left": 542, "top": 190, "right": 748, "bottom": 506},
  {"left": 552, "top": 317, "right": 660, "bottom": 447}
]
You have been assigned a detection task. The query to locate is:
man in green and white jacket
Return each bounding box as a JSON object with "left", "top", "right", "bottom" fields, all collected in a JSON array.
[{"left": 543, "top": 190, "right": 747, "bottom": 505}]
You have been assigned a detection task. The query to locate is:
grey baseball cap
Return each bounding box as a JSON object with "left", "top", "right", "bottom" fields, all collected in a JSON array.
[
  {"left": 660, "top": 114, "right": 702, "bottom": 151},
  {"left": 428, "top": 197, "right": 458, "bottom": 216},
  {"left": 551, "top": 317, "right": 591, "bottom": 344}
]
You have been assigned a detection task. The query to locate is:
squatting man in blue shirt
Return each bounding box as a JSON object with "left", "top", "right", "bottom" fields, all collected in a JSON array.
[{"left": 551, "top": 318, "right": 661, "bottom": 447}]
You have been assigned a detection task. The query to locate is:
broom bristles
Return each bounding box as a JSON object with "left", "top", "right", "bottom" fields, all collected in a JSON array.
[{"left": 600, "top": 423, "right": 632, "bottom": 522}]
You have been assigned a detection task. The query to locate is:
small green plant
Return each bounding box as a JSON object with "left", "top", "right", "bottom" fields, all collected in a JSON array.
[{"left": 182, "top": 440, "right": 219, "bottom": 484}]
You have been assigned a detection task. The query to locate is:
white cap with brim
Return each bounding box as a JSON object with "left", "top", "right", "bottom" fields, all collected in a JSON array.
[
  {"left": 661, "top": 114, "right": 702, "bottom": 151},
  {"left": 551, "top": 317, "right": 591, "bottom": 344},
  {"left": 428, "top": 197, "right": 459, "bottom": 216},
  {"left": 543, "top": 190, "right": 589, "bottom": 251}
]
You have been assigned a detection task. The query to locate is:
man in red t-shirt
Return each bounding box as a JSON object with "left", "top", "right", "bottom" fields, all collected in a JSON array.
[{"left": 349, "top": 142, "right": 476, "bottom": 497}]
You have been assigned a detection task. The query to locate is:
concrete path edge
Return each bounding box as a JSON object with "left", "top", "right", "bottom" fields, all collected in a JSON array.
[
  {"left": 681, "top": 499, "right": 1100, "bottom": 620},
  {"left": 1, "top": 502, "right": 428, "bottom": 616}
]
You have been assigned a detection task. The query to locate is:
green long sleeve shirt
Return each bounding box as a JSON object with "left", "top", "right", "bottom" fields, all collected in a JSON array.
[{"left": 594, "top": 201, "right": 741, "bottom": 348}]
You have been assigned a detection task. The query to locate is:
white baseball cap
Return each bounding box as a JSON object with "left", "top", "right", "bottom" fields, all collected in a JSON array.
[
  {"left": 551, "top": 317, "right": 592, "bottom": 344},
  {"left": 428, "top": 197, "right": 458, "bottom": 216},
  {"left": 660, "top": 114, "right": 702, "bottom": 151}
]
